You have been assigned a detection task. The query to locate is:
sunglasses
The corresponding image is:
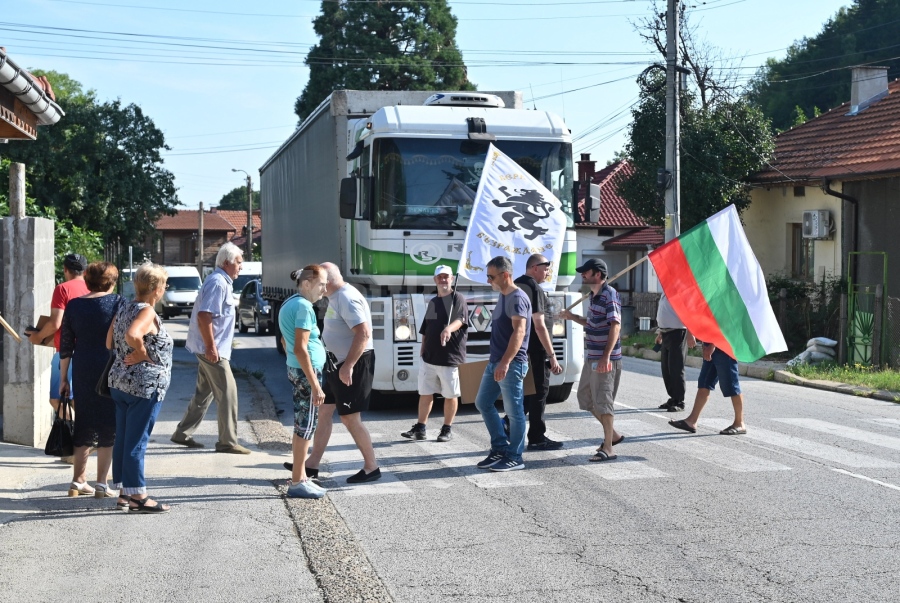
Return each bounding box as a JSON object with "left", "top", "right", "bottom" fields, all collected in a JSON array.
[{"left": 536, "top": 262, "right": 551, "bottom": 267}]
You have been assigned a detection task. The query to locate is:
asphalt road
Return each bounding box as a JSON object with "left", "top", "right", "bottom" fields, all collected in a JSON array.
[{"left": 234, "top": 332, "right": 900, "bottom": 603}]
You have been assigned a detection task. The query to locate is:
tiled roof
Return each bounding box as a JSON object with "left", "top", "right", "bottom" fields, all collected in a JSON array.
[
  {"left": 752, "top": 79, "right": 900, "bottom": 183},
  {"left": 602, "top": 227, "right": 664, "bottom": 249},
  {"left": 212, "top": 209, "right": 262, "bottom": 233},
  {"left": 156, "top": 210, "right": 236, "bottom": 232},
  {"left": 575, "top": 160, "right": 648, "bottom": 228}
]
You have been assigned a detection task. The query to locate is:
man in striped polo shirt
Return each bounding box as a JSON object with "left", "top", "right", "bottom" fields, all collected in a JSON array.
[{"left": 561, "top": 258, "right": 624, "bottom": 462}]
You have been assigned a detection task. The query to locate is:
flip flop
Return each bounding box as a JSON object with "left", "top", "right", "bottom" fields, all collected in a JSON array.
[
  {"left": 596, "top": 435, "right": 625, "bottom": 452},
  {"left": 589, "top": 450, "right": 617, "bottom": 462},
  {"left": 720, "top": 426, "right": 747, "bottom": 435},
  {"left": 669, "top": 419, "right": 696, "bottom": 434}
]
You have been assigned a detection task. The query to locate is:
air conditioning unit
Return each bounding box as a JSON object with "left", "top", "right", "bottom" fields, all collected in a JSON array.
[{"left": 802, "top": 210, "right": 832, "bottom": 239}]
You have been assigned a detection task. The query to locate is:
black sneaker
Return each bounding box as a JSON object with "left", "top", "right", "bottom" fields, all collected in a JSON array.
[
  {"left": 501, "top": 415, "right": 510, "bottom": 437},
  {"left": 476, "top": 451, "right": 505, "bottom": 469},
  {"left": 658, "top": 399, "right": 674, "bottom": 409},
  {"left": 437, "top": 425, "right": 453, "bottom": 442},
  {"left": 401, "top": 423, "right": 427, "bottom": 440},
  {"left": 527, "top": 438, "right": 564, "bottom": 451},
  {"left": 667, "top": 402, "right": 685, "bottom": 412}
]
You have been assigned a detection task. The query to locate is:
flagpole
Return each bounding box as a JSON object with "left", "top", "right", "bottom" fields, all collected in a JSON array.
[
  {"left": 565, "top": 256, "right": 650, "bottom": 311},
  {"left": 446, "top": 273, "right": 460, "bottom": 327}
]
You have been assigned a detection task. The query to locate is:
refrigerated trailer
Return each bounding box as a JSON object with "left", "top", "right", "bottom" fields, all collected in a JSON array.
[{"left": 259, "top": 90, "right": 583, "bottom": 402}]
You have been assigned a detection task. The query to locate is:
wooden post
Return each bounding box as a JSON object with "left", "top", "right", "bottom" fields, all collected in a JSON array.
[
  {"left": 873, "top": 284, "right": 884, "bottom": 366},
  {"left": 9, "top": 163, "right": 25, "bottom": 219}
]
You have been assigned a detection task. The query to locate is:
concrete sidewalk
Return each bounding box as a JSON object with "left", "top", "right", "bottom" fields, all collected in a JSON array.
[{"left": 0, "top": 348, "right": 321, "bottom": 602}]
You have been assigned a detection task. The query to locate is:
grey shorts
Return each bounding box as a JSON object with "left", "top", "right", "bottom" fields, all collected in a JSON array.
[{"left": 577, "top": 359, "right": 622, "bottom": 415}]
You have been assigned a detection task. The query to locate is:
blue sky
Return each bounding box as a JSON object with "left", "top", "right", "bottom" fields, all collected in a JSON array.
[{"left": 11, "top": 0, "right": 850, "bottom": 209}]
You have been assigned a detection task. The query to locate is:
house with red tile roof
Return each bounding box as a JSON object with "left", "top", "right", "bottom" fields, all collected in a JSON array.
[
  {"left": 744, "top": 66, "right": 899, "bottom": 298},
  {"left": 574, "top": 156, "right": 663, "bottom": 311},
  {"left": 148, "top": 207, "right": 263, "bottom": 268},
  {"left": 0, "top": 48, "right": 64, "bottom": 140}
]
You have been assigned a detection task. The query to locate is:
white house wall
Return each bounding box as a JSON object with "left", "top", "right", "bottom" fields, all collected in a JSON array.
[{"left": 744, "top": 184, "right": 843, "bottom": 279}]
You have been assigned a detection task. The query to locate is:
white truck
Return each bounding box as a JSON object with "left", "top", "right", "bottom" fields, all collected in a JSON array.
[{"left": 259, "top": 90, "right": 583, "bottom": 402}]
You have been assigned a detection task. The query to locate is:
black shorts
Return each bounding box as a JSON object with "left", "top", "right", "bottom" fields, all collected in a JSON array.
[{"left": 324, "top": 350, "right": 375, "bottom": 415}]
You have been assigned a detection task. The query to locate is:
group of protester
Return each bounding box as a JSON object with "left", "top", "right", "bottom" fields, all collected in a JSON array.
[{"left": 28, "top": 241, "right": 748, "bottom": 508}]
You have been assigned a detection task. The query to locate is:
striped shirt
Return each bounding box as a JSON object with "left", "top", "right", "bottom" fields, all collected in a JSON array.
[{"left": 585, "top": 284, "right": 622, "bottom": 361}]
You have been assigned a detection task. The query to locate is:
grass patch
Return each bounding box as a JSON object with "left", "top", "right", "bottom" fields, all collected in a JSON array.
[
  {"left": 788, "top": 362, "right": 900, "bottom": 393},
  {"left": 622, "top": 332, "right": 656, "bottom": 349}
]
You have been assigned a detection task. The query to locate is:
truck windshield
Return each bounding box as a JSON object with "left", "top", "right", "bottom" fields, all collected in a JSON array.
[{"left": 372, "top": 138, "right": 574, "bottom": 230}]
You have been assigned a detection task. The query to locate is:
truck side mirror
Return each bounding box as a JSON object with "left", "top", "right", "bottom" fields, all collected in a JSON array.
[{"left": 340, "top": 177, "right": 358, "bottom": 219}]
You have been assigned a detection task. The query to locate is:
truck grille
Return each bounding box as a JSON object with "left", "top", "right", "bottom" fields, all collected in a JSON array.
[{"left": 396, "top": 345, "right": 415, "bottom": 367}]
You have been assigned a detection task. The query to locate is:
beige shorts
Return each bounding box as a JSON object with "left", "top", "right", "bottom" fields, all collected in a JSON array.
[
  {"left": 418, "top": 361, "right": 461, "bottom": 399},
  {"left": 577, "top": 359, "right": 622, "bottom": 415}
]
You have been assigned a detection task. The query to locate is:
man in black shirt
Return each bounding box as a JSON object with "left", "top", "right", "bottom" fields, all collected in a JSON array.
[
  {"left": 507, "top": 254, "right": 564, "bottom": 450},
  {"left": 401, "top": 265, "right": 468, "bottom": 442}
]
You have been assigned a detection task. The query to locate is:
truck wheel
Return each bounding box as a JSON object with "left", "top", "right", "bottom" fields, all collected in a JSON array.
[
  {"left": 546, "top": 383, "right": 573, "bottom": 404},
  {"left": 272, "top": 307, "right": 285, "bottom": 356},
  {"left": 238, "top": 319, "right": 249, "bottom": 334},
  {"left": 254, "top": 314, "right": 267, "bottom": 335}
]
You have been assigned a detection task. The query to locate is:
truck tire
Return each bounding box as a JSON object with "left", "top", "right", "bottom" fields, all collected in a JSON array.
[
  {"left": 238, "top": 319, "right": 249, "bottom": 334},
  {"left": 546, "top": 383, "right": 573, "bottom": 404}
]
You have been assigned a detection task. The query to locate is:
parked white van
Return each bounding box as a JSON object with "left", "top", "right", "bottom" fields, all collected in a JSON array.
[{"left": 155, "top": 266, "right": 202, "bottom": 319}]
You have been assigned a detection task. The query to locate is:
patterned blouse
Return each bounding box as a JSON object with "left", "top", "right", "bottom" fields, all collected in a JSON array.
[{"left": 109, "top": 300, "right": 173, "bottom": 401}]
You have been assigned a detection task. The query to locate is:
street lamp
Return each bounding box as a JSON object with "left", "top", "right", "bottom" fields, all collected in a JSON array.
[{"left": 231, "top": 168, "right": 253, "bottom": 260}]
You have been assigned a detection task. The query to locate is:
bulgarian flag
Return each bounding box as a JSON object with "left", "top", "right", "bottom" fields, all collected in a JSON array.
[{"left": 649, "top": 205, "right": 787, "bottom": 363}]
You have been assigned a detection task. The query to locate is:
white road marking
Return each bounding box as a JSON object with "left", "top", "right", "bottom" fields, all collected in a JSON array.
[
  {"left": 616, "top": 418, "right": 791, "bottom": 473},
  {"left": 828, "top": 468, "right": 900, "bottom": 493},
  {"left": 867, "top": 418, "right": 900, "bottom": 430},
  {"left": 776, "top": 418, "right": 900, "bottom": 452},
  {"left": 700, "top": 418, "right": 899, "bottom": 469}
]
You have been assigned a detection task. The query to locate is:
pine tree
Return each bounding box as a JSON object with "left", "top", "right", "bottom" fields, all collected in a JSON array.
[{"left": 295, "top": 0, "right": 475, "bottom": 121}]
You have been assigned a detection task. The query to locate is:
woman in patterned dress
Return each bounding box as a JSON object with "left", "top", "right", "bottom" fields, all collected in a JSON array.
[
  {"left": 106, "top": 263, "right": 173, "bottom": 514},
  {"left": 58, "top": 262, "right": 123, "bottom": 497}
]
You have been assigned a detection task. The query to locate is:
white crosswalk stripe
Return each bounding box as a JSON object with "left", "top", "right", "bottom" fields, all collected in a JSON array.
[
  {"left": 868, "top": 418, "right": 900, "bottom": 430},
  {"left": 544, "top": 426, "right": 670, "bottom": 480},
  {"left": 616, "top": 418, "right": 791, "bottom": 473},
  {"left": 320, "top": 433, "right": 413, "bottom": 497},
  {"left": 700, "top": 419, "right": 899, "bottom": 469},
  {"left": 776, "top": 418, "right": 900, "bottom": 452}
]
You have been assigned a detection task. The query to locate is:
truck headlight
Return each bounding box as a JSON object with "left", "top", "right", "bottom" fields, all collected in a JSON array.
[
  {"left": 393, "top": 297, "right": 416, "bottom": 341},
  {"left": 547, "top": 297, "right": 566, "bottom": 338}
]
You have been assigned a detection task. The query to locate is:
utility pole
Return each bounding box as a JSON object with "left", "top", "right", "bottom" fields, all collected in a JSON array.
[
  {"left": 664, "top": 0, "right": 681, "bottom": 243},
  {"left": 197, "top": 201, "right": 204, "bottom": 277},
  {"left": 232, "top": 168, "right": 254, "bottom": 260}
]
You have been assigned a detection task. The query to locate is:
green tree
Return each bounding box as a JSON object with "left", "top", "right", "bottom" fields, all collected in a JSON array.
[
  {"left": 0, "top": 159, "right": 103, "bottom": 280},
  {"left": 4, "top": 70, "right": 179, "bottom": 252},
  {"left": 216, "top": 186, "right": 260, "bottom": 210},
  {"left": 618, "top": 74, "right": 775, "bottom": 230},
  {"left": 748, "top": 0, "right": 900, "bottom": 131},
  {"left": 295, "top": 0, "right": 475, "bottom": 121}
]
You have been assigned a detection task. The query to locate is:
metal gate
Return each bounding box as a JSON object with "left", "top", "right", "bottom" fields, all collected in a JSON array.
[{"left": 847, "top": 252, "right": 887, "bottom": 365}]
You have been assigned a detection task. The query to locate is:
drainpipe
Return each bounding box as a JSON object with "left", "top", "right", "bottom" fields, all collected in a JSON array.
[{"left": 823, "top": 179, "right": 857, "bottom": 365}]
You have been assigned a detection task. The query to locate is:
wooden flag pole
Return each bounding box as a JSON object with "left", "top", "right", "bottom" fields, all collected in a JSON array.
[
  {"left": 564, "top": 255, "right": 651, "bottom": 311},
  {"left": 0, "top": 312, "right": 22, "bottom": 343}
]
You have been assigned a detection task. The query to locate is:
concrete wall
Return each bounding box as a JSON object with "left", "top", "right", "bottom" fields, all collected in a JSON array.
[
  {"left": 744, "top": 184, "right": 843, "bottom": 279},
  {"left": 1, "top": 217, "right": 55, "bottom": 446}
]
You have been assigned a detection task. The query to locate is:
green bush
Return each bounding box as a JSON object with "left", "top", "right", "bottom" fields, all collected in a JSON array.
[{"left": 767, "top": 273, "right": 844, "bottom": 355}]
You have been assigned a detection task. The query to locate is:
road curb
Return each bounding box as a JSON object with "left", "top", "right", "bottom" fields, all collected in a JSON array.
[
  {"left": 240, "top": 371, "right": 395, "bottom": 603},
  {"left": 621, "top": 345, "right": 898, "bottom": 403}
]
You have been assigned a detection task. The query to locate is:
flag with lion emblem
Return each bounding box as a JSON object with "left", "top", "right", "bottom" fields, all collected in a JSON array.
[{"left": 459, "top": 144, "right": 567, "bottom": 289}]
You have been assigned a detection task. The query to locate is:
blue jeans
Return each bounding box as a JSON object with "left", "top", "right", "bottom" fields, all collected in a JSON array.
[
  {"left": 474, "top": 360, "right": 528, "bottom": 463},
  {"left": 111, "top": 388, "right": 162, "bottom": 495}
]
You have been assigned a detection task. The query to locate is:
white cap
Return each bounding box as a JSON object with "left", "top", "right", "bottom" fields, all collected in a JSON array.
[{"left": 434, "top": 265, "right": 453, "bottom": 277}]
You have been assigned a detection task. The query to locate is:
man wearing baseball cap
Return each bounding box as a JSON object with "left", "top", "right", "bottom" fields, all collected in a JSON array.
[
  {"left": 561, "top": 258, "right": 625, "bottom": 462},
  {"left": 25, "top": 253, "right": 89, "bottom": 450},
  {"left": 401, "top": 265, "right": 468, "bottom": 442}
]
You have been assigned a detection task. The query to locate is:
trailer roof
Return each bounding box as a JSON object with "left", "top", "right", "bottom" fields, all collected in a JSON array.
[{"left": 371, "top": 105, "right": 570, "bottom": 141}]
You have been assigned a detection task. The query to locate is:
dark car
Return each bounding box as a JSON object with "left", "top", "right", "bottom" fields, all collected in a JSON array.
[{"left": 237, "top": 279, "right": 273, "bottom": 334}]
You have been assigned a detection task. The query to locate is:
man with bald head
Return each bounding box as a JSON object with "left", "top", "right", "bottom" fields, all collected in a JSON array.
[{"left": 305, "top": 262, "right": 380, "bottom": 484}]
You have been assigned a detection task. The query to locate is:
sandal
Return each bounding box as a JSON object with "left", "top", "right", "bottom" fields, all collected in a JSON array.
[
  {"left": 116, "top": 495, "right": 130, "bottom": 510},
  {"left": 128, "top": 496, "right": 171, "bottom": 514},
  {"left": 67, "top": 481, "right": 96, "bottom": 497},
  {"left": 94, "top": 483, "right": 119, "bottom": 499}
]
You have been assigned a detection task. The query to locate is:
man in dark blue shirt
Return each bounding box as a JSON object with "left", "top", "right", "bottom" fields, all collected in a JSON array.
[{"left": 474, "top": 256, "right": 532, "bottom": 472}]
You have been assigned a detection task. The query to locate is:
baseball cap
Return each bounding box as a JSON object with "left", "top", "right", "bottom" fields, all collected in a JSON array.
[
  {"left": 63, "top": 253, "right": 88, "bottom": 272},
  {"left": 575, "top": 258, "right": 608, "bottom": 277},
  {"left": 434, "top": 265, "right": 453, "bottom": 277}
]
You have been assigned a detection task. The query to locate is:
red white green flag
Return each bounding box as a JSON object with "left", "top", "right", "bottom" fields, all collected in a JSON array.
[{"left": 648, "top": 205, "right": 787, "bottom": 362}]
